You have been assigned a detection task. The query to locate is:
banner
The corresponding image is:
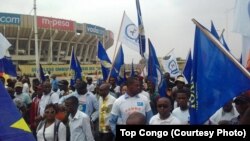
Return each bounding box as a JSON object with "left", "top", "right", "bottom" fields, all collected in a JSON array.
[{"left": 161, "top": 50, "right": 180, "bottom": 78}]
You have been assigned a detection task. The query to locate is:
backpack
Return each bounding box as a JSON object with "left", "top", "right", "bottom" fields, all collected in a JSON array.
[{"left": 36, "top": 119, "right": 61, "bottom": 141}]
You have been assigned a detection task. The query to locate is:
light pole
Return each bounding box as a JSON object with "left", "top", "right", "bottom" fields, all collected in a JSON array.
[{"left": 34, "top": 0, "right": 40, "bottom": 79}]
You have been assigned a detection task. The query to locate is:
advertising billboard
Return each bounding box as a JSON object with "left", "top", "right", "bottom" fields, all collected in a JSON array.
[
  {"left": 86, "top": 24, "right": 105, "bottom": 36},
  {"left": 0, "top": 13, "right": 20, "bottom": 25},
  {"left": 37, "top": 16, "right": 75, "bottom": 31}
]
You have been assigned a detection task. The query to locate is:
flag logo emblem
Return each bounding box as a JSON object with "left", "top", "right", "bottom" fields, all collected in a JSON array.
[
  {"left": 168, "top": 60, "right": 179, "bottom": 74},
  {"left": 125, "top": 24, "right": 138, "bottom": 41},
  {"left": 101, "top": 61, "right": 112, "bottom": 68}
]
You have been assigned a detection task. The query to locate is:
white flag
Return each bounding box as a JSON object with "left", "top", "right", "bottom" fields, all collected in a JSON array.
[
  {"left": 243, "top": 36, "right": 250, "bottom": 69},
  {"left": 118, "top": 12, "right": 140, "bottom": 53},
  {"left": 233, "top": 0, "right": 250, "bottom": 37},
  {"left": 161, "top": 50, "right": 180, "bottom": 78},
  {"left": 233, "top": 0, "right": 250, "bottom": 68},
  {"left": 0, "top": 33, "right": 11, "bottom": 59}
]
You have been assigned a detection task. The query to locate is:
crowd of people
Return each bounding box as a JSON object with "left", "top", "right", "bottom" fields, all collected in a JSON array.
[{"left": 0, "top": 72, "right": 250, "bottom": 141}]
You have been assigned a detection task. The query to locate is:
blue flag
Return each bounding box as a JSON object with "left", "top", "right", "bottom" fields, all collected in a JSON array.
[
  {"left": 211, "top": 21, "right": 230, "bottom": 51},
  {"left": 97, "top": 41, "right": 112, "bottom": 81},
  {"left": 70, "top": 47, "right": 82, "bottom": 86},
  {"left": 117, "top": 67, "right": 127, "bottom": 85},
  {"left": 189, "top": 24, "right": 250, "bottom": 124},
  {"left": 130, "top": 60, "right": 135, "bottom": 77},
  {"left": 0, "top": 56, "right": 17, "bottom": 77},
  {"left": 112, "top": 45, "right": 125, "bottom": 84},
  {"left": 183, "top": 50, "right": 192, "bottom": 84},
  {"left": 39, "top": 64, "right": 46, "bottom": 83},
  {"left": 123, "top": 67, "right": 127, "bottom": 82},
  {"left": 136, "top": 0, "right": 146, "bottom": 57},
  {"left": 0, "top": 82, "right": 36, "bottom": 141},
  {"left": 112, "top": 45, "right": 124, "bottom": 77},
  {"left": 210, "top": 21, "right": 220, "bottom": 40},
  {"left": 147, "top": 39, "right": 162, "bottom": 89},
  {"left": 158, "top": 77, "right": 167, "bottom": 97}
]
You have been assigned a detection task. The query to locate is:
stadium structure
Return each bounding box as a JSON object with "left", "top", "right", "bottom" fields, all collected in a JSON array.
[{"left": 0, "top": 12, "right": 114, "bottom": 65}]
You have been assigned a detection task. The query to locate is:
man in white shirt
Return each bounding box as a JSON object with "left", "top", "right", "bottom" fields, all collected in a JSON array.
[
  {"left": 22, "top": 78, "right": 30, "bottom": 94},
  {"left": 109, "top": 77, "right": 120, "bottom": 98},
  {"left": 109, "top": 77, "right": 153, "bottom": 135},
  {"left": 38, "top": 81, "right": 59, "bottom": 117},
  {"left": 172, "top": 89, "right": 190, "bottom": 124},
  {"left": 65, "top": 96, "right": 95, "bottom": 141},
  {"left": 209, "top": 100, "right": 239, "bottom": 125},
  {"left": 87, "top": 77, "right": 96, "bottom": 93}
]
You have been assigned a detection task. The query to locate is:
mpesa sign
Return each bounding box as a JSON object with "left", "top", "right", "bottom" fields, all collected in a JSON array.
[{"left": 37, "top": 16, "right": 74, "bottom": 31}]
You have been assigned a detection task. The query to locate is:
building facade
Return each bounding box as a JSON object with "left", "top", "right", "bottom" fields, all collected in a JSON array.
[{"left": 0, "top": 12, "right": 114, "bottom": 65}]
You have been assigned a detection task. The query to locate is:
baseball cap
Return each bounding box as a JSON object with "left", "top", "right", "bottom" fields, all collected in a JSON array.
[
  {"left": 14, "top": 82, "right": 23, "bottom": 88},
  {"left": 175, "top": 76, "right": 185, "bottom": 84}
]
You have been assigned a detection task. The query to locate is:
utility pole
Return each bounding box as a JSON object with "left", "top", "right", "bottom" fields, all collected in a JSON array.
[{"left": 34, "top": 0, "right": 40, "bottom": 79}]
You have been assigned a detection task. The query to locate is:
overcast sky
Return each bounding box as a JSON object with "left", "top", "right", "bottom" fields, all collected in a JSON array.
[{"left": 0, "top": 0, "right": 241, "bottom": 63}]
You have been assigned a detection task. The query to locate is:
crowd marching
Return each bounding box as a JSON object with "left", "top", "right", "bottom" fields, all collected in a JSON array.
[{"left": 0, "top": 71, "right": 250, "bottom": 141}]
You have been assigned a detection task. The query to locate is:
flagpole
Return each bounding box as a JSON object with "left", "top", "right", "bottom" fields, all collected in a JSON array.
[
  {"left": 34, "top": 0, "right": 40, "bottom": 79},
  {"left": 136, "top": 0, "right": 145, "bottom": 58},
  {"left": 106, "top": 11, "right": 126, "bottom": 82},
  {"left": 49, "top": 22, "right": 53, "bottom": 64},
  {"left": 192, "top": 18, "right": 250, "bottom": 78},
  {"left": 183, "top": 49, "right": 191, "bottom": 72},
  {"left": 68, "top": 46, "right": 74, "bottom": 78},
  {"left": 219, "top": 29, "right": 225, "bottom": 41},
  {"left": 164, "top": 48, "right": 175, "bottom": 57},
  {"left": 131, "top": 58, "right": 134, "bottom": 77}
]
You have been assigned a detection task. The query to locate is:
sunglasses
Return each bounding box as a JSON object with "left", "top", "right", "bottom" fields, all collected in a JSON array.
[
  {"left": 234, "top": 101, "right": 247, "bottom": 105},
  {"left": 157, "top": 105, "right": 168, "bottom": 108},
  {"left": 45, "top": 110, "right": 55, "bottom": 114}
]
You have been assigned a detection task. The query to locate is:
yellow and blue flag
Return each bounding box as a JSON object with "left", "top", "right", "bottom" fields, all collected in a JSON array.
[
  {"left": 1, "top": 57, "right": 17, "bottom": 77},
  {"left": 97, "top": 41, "right": 112, "bottom": 81},
  {"left": 0, "top": 82, "right": 35, "bottom": 140}
]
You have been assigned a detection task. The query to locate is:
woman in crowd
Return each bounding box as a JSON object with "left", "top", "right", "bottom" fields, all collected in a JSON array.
[{"left": 36, "top": 104, "right": 66, "bottom": 141}]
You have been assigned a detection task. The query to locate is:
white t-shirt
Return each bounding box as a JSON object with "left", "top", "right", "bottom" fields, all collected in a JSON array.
[
  {"left": 111, "top": 94, "right": 151, "bottom": 124},
  {"left": 149, "top": 114, "right": 181, "bottom": 125},
  {"left": 172, "top": 107, "right": 190, "bottom": 124},
  {"left": 209, "top": 107, "right": 239, "bottom": 125},
  {"left": 139, "top": 90, "right": 150, "bottom": 102},
  {"left": 14, "top": 92, "right": 32, "bottom": 107},
  {"left": 87, "top": 83, "right": 96, "bottom": 92},
  {"left": 39, "top": 92, "right": 59, "bottom": 116},
  {"left": 22, "top": 82, "right": 30, "bottom": 94}
]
